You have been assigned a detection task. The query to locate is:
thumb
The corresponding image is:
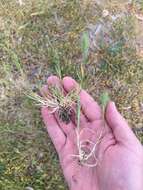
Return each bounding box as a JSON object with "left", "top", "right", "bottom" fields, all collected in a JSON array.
[{"left": 105, "top": 101, "right": 137, "bottom": 144}]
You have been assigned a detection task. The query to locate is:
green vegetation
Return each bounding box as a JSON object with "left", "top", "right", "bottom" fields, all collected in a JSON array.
[{"left": 0, "top": 0, "right": 143, "bottom": 189}]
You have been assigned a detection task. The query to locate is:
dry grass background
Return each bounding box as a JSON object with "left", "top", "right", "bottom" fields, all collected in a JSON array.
[{"left": 0, "top": 0, "right": 143, "bottom": 189}]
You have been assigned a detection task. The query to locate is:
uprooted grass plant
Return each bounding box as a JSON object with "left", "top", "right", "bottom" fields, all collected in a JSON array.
[
  {"left": 70, "top": 32, "right": 104, "bottom": 167},
  {"left": 28, "top": 85, "right": 80, "bottom": 124},
  {"left": 71, "top": 33, "right": 110, "bottom": 167},
  {"left": 71, "top": 91, "right": 110, "bottom": 167}
]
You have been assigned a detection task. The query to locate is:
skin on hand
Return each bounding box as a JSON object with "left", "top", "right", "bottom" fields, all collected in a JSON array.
[{"left": 41, "top": 76, "right": 143, "bottom": 190}]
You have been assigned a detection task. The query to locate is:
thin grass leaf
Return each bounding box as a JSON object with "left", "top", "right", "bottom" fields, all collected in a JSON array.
[
  {"left": 10, "top": 50, "right": 23, "bottom": 74},
  {"left": 77, "top": 95, "right": 81, "bottom": 131},
  {"left": 53, "top": 50, "right": 62, "bottom": 79},
  {"left": 81, "top": 31, "right": 89, "bottom": 64},
  {"left": 100, "top": 91, "right": 110, "bottom": 111}
]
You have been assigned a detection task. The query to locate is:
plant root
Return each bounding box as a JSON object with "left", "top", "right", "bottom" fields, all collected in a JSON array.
[{"left": 71, "top": 128, "right": 103, "bottom": 168}]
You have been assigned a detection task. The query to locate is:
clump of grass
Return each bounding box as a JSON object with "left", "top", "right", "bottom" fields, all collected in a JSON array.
[
  {"left": 28, "top": 85, "right": 80, "bottom": 124},
  {"left": 99, "top": 14, "right": 137, "bottom": 75}
]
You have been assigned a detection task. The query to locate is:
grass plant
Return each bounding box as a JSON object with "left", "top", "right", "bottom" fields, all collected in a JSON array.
[
  {"left": 28, "top": 85, "right": 80, "bottom": 124},
  {"left": 71, "top": 33, "right": 110, "bottom": 167}
]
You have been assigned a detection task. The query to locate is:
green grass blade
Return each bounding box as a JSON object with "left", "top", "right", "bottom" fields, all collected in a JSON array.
[
  {"left": 81, "top": 31, "right": 89, "bottom": 63},
  {"left": 100, "top": 91, "right": 110, "bottom": 111},
  {"left": 77, "top": 95, "right": 81, "bottom": 131}
]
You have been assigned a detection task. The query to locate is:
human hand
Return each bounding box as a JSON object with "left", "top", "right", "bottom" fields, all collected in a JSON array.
[{"left": 41, "top": 76, "right": 143, "bottom": 190}]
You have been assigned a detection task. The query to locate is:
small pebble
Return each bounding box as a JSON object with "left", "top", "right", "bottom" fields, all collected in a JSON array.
[
  {"left": 102, "top": 9, "right": 109, "bottom": 17},
  {"left": 38, "top": 152, "right": 44, "bottom": 159},
  {"left": 25, "top": 187, "right": 34, "bottom": 190}
]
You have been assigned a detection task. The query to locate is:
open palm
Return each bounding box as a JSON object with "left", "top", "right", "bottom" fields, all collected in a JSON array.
[{"left": 41, "top": 76, "right": 143, "bottom": 190}]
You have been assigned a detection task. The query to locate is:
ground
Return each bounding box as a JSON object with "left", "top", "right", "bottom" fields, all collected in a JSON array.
[{"left": 0, "top": 0, "right": 143, "bottom": 189}]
